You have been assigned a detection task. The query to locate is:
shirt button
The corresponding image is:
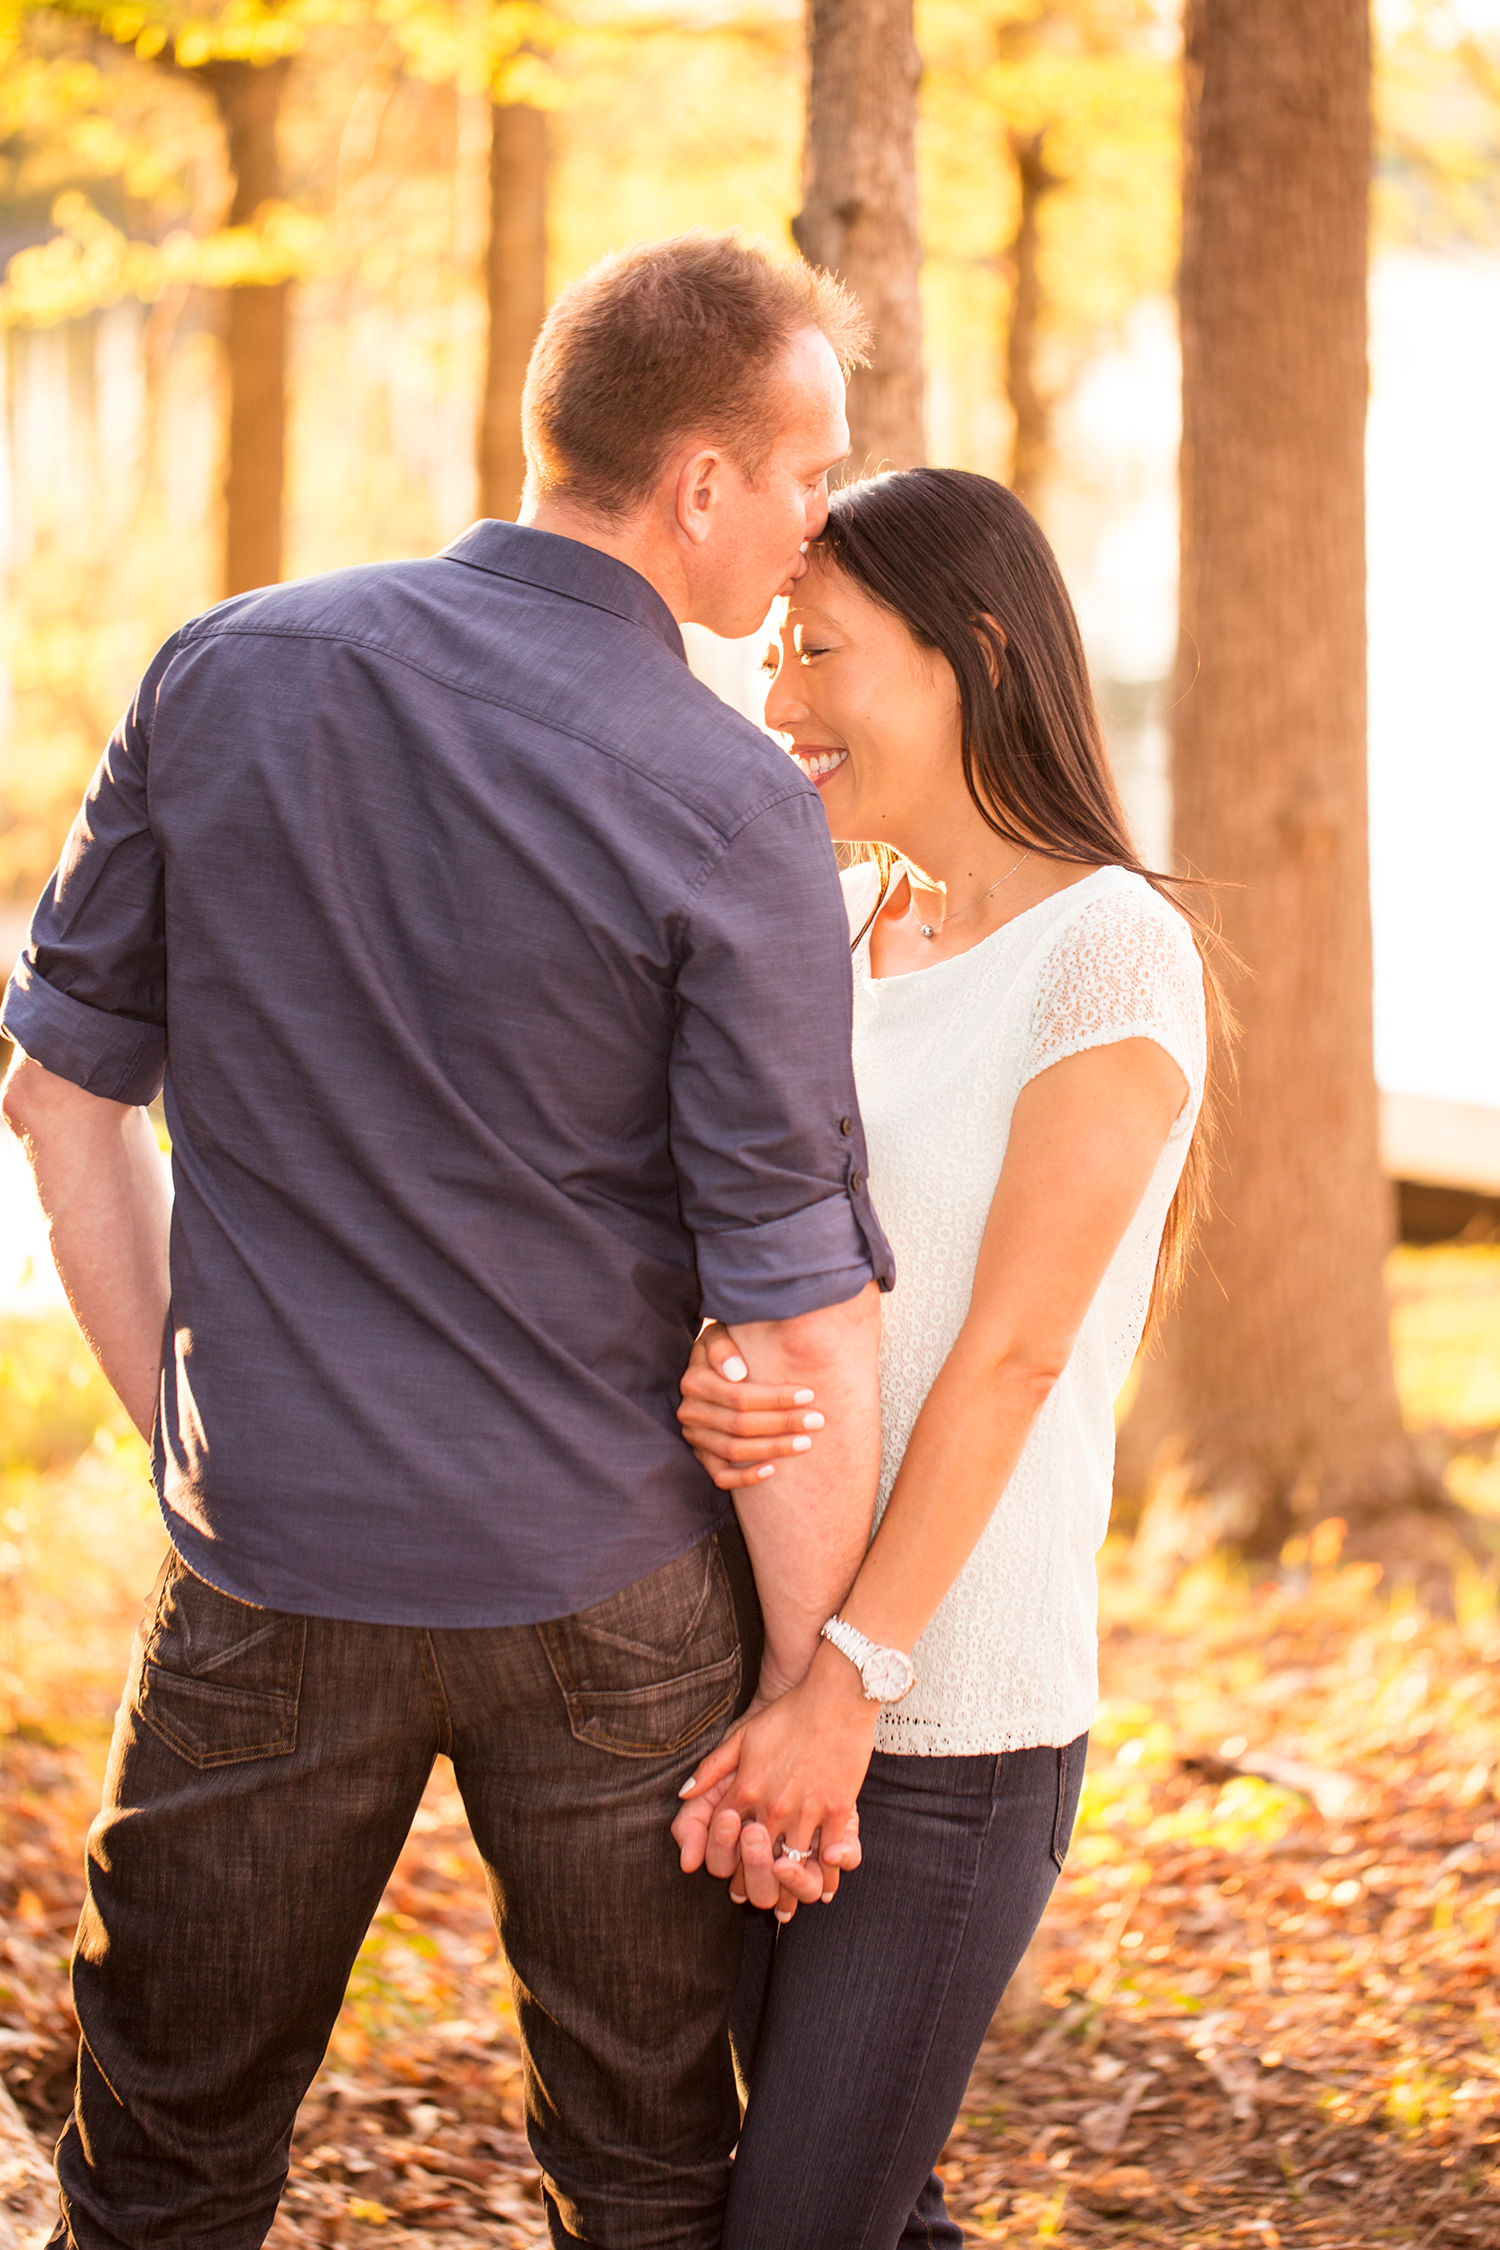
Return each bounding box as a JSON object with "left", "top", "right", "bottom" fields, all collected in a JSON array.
[
  {"left": 850, "top": 1170, "right": 864, "bottom": 1195},
  {"left": 839, "top": 1115, "right": 854, "bottom": 1136}
]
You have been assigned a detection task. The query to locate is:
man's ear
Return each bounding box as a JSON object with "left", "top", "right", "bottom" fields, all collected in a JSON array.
[
  {"left": 674, "top": 448, "right": 724, "bottom": 548},
  {"left": 973, "top": 613, "right": 1007, "bottom": 688}
]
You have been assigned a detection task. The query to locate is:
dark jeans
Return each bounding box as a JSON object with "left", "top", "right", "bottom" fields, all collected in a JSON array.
[
  {"left": 48, "top": 1526, "right": 761, "bottom": 2250},
  {"left": 723, "top": 1735, "right": 1088, "bottom": 2250}
]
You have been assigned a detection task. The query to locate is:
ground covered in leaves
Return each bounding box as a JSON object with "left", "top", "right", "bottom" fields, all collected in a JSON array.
[{"left": 4, "top": 1244, "right": 1500, "bottom": 2244}]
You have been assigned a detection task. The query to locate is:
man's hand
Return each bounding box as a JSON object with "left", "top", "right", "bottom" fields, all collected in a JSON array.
[
  {"left": 2, "top": 1051, "right": 170, "bottom": 1439},
  {"left": 674, "top": 1639, "right": 878, "bottom": 1910}
]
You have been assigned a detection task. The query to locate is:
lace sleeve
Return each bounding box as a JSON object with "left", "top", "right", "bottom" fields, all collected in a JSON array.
[{"left": 1021, "top": 883, "right": 1206, "bottom": 1112}]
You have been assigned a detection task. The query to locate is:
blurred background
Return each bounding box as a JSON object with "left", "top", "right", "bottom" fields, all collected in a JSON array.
[{"left": 3, "top": 5, "right": 1500, "bottom": 2241}]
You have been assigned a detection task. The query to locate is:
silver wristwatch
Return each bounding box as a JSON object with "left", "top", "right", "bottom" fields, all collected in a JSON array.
[{"left": 821, "top": 1614, "right": 916, "bottom": 1704}]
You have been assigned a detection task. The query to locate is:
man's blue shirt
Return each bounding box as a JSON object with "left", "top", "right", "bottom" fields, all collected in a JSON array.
[{"left": 2, "top": 522, "right": 893, "bottom": 1625}]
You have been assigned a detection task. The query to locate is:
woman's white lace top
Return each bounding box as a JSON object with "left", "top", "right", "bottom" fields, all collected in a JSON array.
[{"left": 845, "top": 863, "right": 1206, "bottom": 1756}]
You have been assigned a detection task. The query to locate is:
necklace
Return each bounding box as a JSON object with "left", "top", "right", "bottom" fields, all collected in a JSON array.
[{"left": 910, "top": 851, "right": 1030, "bottom": 940}]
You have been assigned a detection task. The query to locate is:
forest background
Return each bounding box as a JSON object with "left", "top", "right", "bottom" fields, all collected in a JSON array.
[{"left": 4, "top": 2, "right": 1500, "bottom": 2246}]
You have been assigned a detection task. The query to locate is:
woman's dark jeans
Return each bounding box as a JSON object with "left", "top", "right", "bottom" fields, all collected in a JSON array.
[
  {"left": 46, "top": 1527, "right": 762, "bottom": 2250},
  {"left": 724, "top": 1735, "right": 1087, "bottom": 2250}
]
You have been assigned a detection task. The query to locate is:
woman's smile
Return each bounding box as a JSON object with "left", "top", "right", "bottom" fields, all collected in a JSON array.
[{"left": 788, "top": 745, "right": 850, "bottom": 786}]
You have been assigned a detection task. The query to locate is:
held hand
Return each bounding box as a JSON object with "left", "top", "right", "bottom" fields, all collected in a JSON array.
[
  {"left": 676, "top": 1323, "right": 826, "bottom": 1491},
  {"left": 672, "top": 1702, "right": 864, "bottom": 1920},
  {"left": 671, "top": 1775, "right": 862, "bottom": 1920},
  {"left": 677, "top": 1643, "right": 878, "bottom": 1906}
]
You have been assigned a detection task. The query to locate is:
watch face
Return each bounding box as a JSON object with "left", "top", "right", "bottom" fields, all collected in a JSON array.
[{"left": 863, "top": 1648, "right": 915, "bottom": 1702}]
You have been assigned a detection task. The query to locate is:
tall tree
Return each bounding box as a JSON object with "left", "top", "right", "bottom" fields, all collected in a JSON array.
[
  {"left": 477, "top": 98, "right": 547, "bottom": 520},
  {"left": 1002, "top": 124, "right": 1059, "bottom": 509},
  {"left": 794, "top": 0, "right": 924, "bottom": 473},
  {"left": 1119, "top": 0, "right": 1436, "bottom": 1561},
  {"left": 204, "top": 58, "right": 290, "bottom": 593}
]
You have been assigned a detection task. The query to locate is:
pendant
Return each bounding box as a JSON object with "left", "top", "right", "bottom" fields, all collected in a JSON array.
[{"left": 919, "top": 924, "right": 936, "bottom": 939}]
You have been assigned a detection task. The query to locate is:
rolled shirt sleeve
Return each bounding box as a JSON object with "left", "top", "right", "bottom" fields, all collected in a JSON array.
[
  {"left": 669, "top": 786, "right": 895, "bottom": 1326},
  {"left": 0, "top": 640, "right": 173, "bottom": 1105}
]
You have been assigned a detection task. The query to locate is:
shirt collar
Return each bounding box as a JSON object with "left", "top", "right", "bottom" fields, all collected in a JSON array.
[{"left": 442, "top": 520, "right": 685, "bottom": 662}]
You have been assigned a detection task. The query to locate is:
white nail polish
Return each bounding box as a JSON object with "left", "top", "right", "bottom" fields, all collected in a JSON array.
[
  {"left": 757, "top": 1464, "right": 775, "bottom": 1480},
  {"left": 791, "top": 1435, "right": 812, "bottom": 1452},
  {"left": 802, "top": 1412, "right": 825, "bottom": 1430},
  {"left": 723, "top": 1356, "right": 749, "bottom": 1382},
  {"left": 792, "top": 1389, "right": 815, "bottom": 1405}
]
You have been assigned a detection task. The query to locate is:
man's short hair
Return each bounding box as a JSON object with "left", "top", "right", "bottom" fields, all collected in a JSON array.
[{"left": 521, "top": 232, "right": 869, "bottom": 520}]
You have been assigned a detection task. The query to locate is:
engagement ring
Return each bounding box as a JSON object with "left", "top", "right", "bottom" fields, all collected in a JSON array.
[{"left": 778, "top": 1845, "right": 813, "bottom": 1865}]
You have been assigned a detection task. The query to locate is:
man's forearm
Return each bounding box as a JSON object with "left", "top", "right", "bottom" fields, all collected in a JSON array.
[
  {"left": 2, "top": 1052, "right": 171, "bottom": 1441},
  {"left": 724, "top": 1280, "right": 882, "bottom": 1696}
]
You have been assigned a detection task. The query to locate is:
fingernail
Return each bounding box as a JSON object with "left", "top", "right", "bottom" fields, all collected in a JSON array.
[
  {"left": 791, "top": 1436, "right": 812, "bottom": 1452},
  {"left": 801, "top": 1412, "right": 824, "bottom": 1430},
  {"left": 792, "top": 1389, "right": 815, "bottom": 1405},
  {"left": 678, "top": 1776, "right": 696, "bottom": 1796},
  {"left": 821, "top": 1891, "right": 835, "bottom": 1904},
  {"left": 756, "top": 1464, "right": 775, "bottom": 1480},
  {"left": 775, "top": 1908, "right": 794, "bottom": 1924},
  {"left": 723, "top": 1356, "right": 749, "bottom": 1382},
  {"left": 730, "top": 1892, "right": 747, "bottom": 1906}
]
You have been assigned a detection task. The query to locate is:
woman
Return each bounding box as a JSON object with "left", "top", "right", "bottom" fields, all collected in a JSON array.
[{"left": 671, "top": 468, "right": 1229, "bottom": 2247}]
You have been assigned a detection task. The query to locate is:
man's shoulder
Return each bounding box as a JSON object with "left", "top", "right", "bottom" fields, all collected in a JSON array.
[
  {"left": 167, "top": 556, "right": 813, "bottom": 843},
  {"left": 618, "top": 664, "right": 815, "bottom": 839},
  {"left": 173, "top": 556, "right": 442, "bottom": 652}
]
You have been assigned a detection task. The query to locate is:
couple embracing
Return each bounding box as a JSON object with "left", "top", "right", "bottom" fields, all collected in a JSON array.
[{"left": 1, "top": 231, "right": 1221, "bottom": 2250}]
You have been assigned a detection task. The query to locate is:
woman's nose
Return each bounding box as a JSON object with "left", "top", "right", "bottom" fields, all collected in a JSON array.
[{"left": 764, "top": 665, "right": 805, "bottom": 732}]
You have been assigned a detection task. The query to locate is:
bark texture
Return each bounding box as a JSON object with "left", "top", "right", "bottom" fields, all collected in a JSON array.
[
  {"left": 1119, "top": 0, "right": 1433, "bottom": 1561},
  {"left": 793, "top": 0, "right": 924, "bottom": 474},
  {"left": 1004, "top": 126, "right": 1059, "bottom": 511},
  {"left": 478, "top": 101, "right": 548, "bottom": 522},
  {"left": 205, "top": 59, "right": 289, "bottom": 596}
]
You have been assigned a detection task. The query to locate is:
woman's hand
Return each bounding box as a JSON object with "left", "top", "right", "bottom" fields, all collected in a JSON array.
[
  {"left": 671, "top": 1717, "right": 864, "bottom": 1920},
  {"left": 676, "top": 1642, "right": 878, "bottom": 1910},
  {"left": 676, "top": 1322, "right": 827, "bottom": 1490}
]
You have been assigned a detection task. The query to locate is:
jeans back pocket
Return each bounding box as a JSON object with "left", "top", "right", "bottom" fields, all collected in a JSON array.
[
  {"left": 134, "top": 1552, "right": 305, "bottom": 1770},
  {"left": 537, "top": 1534, "right": 741, "bottom": 1759}
]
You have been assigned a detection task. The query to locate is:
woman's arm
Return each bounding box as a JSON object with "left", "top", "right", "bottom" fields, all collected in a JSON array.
[{"left": 678, "top": 1035, "right": 1188, "bottom": 1881}]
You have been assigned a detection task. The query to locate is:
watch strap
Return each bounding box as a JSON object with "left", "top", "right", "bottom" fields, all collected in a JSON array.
[{"left": 820, "top": 1613, "right": 915, "bottom": 1702}]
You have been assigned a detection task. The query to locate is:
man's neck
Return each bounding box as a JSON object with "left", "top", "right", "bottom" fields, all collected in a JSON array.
[{"left": 522, "top": 496, "right": 690, "bottom": 622}]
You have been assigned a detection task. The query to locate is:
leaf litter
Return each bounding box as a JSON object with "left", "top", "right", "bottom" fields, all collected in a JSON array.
[
  {"left": 4, "top": 1244, "right": 1500, "bottom": 2244},
  {"left": 8, "top": 1536, "right": 1499, "bottom": 2248}
]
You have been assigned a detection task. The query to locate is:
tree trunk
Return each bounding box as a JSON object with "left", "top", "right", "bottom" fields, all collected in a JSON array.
[
  {"left": 205, "top": 59, "right": 289, "bottom": 596},
  {"left": 478, "top": 101, "right": 548, "bottom": 522},
  {"left": 1004, "top": 126, "right": 1059, "bottom": 512},
  {"left": 793, "top": 0, "right": 924, "bottom": 475},
  {"left": 1118, "top": 0, "right": 1437, "bottom": 1567}
]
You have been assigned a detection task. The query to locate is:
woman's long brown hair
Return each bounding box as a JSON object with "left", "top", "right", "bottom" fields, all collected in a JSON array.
[{"left": 814, "top": 466, "right": 1236, "bottom": 1321}]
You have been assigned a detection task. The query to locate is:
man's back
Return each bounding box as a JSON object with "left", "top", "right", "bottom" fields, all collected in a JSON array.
[{"left": 11, "top": 522, "right": 883, "bottom": 1622}]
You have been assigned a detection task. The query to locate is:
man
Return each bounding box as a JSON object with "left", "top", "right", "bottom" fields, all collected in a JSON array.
[{"left": 0, "top": 233, "right": 891, "bottom": 2250}]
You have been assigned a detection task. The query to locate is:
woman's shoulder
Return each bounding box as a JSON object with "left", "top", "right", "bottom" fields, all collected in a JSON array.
[
  {"left": 1039, "top": 867, "right": 1203, "bottom": 981},
  {"left": 1024, "top": 867, "right": 1207, "bottom": 1087}
]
